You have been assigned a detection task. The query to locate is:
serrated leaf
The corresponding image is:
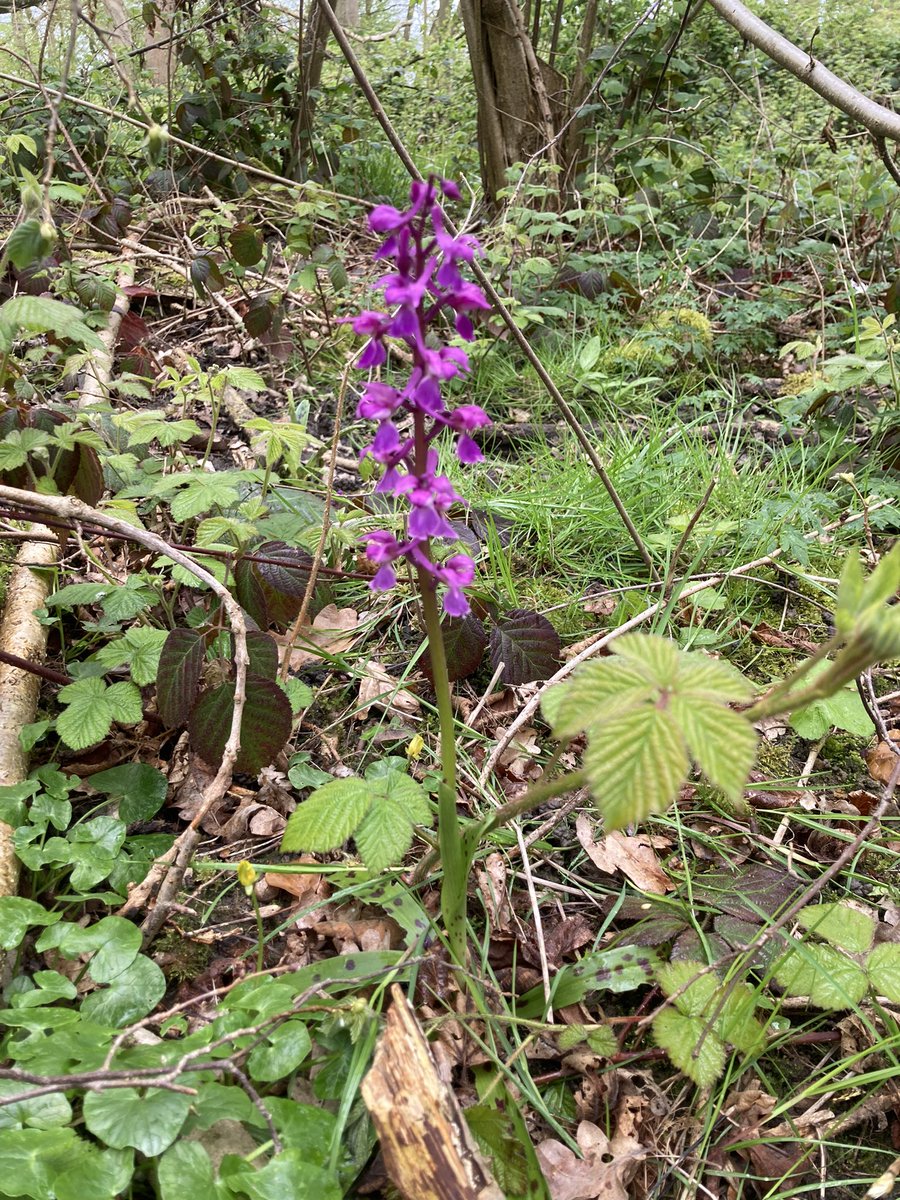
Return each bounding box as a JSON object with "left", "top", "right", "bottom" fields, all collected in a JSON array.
[
  {"left": 657, "top": 960, "right": 719, "bottom": 1017},
  {"left": 6, "top": 218, "right": 54, "bottom": 269},
  {"left": 105, "top": 681, "right": 143, "bottom": 724},
  {"left": 224, "top": 366, "right": 266, "bottom": 392},
  {"left": 247, "top": 1020, "right": 311, "bottom": 1081},
  {"left": 584, "top": 705, "right": 690, "bottom": 830},
  {"left": 798, "top": 902, "right": 876, "bottom": 954},
  {"left": 490, "top": 609, "right": 561, "bottom": 684},
  {"left": 156, "top": 628, "right": 205, "bottom": 727},
  {"left": 612, "top": 632, "right": 683, "bottom": 687},
  {"left": 0, "top": 295, "right": 104, "bottom": 351},
  {"left": 56, "top": 677, "right": 114, "bottom": 750},
  {"left": 669, "top": 696, "right": 757, "bottom": 801},
  {"left": 228, "top": 222, "right": 264, "bottom": 266},
  {"left": 354, "top": 796, "right": 415, "bottom": 872},
  {"left": 676, "top": 652, "right": 754, "bottom": 701},
  {"left": 775, "top": 942, "right": 868, "bottom": 1009},
  {"left": 94, "top": 627, "right": 168, "bottom": 685},
  {"left": 653, "top": 1008, "right": 725, "bottom": 1087},
  {"left": 246, "top": 630, "right": 279, "bottom": 680},
  {"left": 424, "top": 613, "right": 487, "bottom": 683},
  {"left": 46, "top": 582, "right": 113, "bottom": 607},
  {"left": 278, "top": 677, "right": 314, "bottom": 714},
  {"left": 541, "top": 659, "right": 655, "bottom": 739},
  {"left": 83, "top": 1087, "right": 190, "bottom": 1155},
  {"left": 281, "top": 778, "right": 371, "bottom": 852},
  {"left": 189, "top": 675, "right": 292, "bottom": 774},
  {"left": 715, "top": 981, "right": 764, "bottom": 1053},
  {"left": 867, "top": 943, "right": 900, "bottom": 1002},
  {"left": 170, "top": 475, "right": 241, "bottom": 522}
]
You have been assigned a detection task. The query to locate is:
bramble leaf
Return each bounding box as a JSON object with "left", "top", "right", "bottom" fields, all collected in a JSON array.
[
  {"left": 281, "top": 779, "right": 371, "bottom": 852},
  {"left": 490, "top": 609, "right": 561, "bottom": 684},
  {"left": 652, "top": 1009, "right": 725, "bottom": 1088},
  {"left": 775, "top": 942, "right": 868, "bottom": 1009},
  {"left": 867, "top": 943, "right": 900, "bottom": 1002},
  {"left": 156, "top": 628, "right": 205, "bottom": 727},
  {"left": 797, "top": 903, "right": 876, "bottom": 955}
]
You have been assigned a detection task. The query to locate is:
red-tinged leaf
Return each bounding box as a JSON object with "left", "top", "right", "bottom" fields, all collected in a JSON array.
[
  {"left": 190, "top": 254, "right": 225, "bottom": 296},
  {"left": 189, "top": 674, "right": 292, "bottom": 774},
  {"left": 234, "top": 556, "right": 270, "bottom": 628},
  {"left": 70, "top": 445, "right": 104, "bottom": 505},
  {"left": 245, "top": 630, "right": 279, "bottom": 681},
  {"left": 490, "top": 609, "right": 561, "bottom": 685},
  {"left": 423, "top": 614, "right": 487, "bottom": 684},
  {"left": 116, "top": 310, "right": 150, "bottom": 351},
  {"left": 156, "top": 628, "right": 205, "bottom": 727},
  {"left": 229, "top": 222, "right": 263, "bottom": 267},
  {"left": 243, "top": 295, "right": 274, "bottom": 337},
  {"left": 122, "top": 285, "right": 158, "bottom": 298}
]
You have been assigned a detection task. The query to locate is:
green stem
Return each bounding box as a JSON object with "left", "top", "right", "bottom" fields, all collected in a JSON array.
[
  {"left": 418, "top": 562, "right": 467, "bottom": 963},
  {"left": 744, "top": 633, "right": 842, "bottom": 719},
  {"left": 479, "top": 767, "right": 588, "bottom": 838}
]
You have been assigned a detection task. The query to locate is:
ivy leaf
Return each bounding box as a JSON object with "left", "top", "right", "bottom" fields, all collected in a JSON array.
[
  {"left": 490, "top": 609, "right": 561, "bottom": 684},
  {"left": 652, "top": 1008, "right": 725, "bottom": 1088},
  {"left": 83, "top": 1088, "right": 191, "bottom": 1156},
  {"left": 584, "top": 705, "right": 690, "bottom": 830},
  {"left": 797, "top": 902, "right": 876, "bottom": 955},
  {"left": 867, "top": 943, "right": 900, "bottom": 1002},
  {"left": 156, "top": 628, "right": 205, "bottom": 727},
  {"left": 424, "top": 613, "right": 487, "bottom": 684},
  {"left": 247, "top": 1020, "right": 312, "bottom": 1081},
  {"left": 281, "top": 778, "right": 371, "bottom": 852},
  {"left": 0, "top": 1082, "right": 72, "bottom": 1130},
  {"left": 789, "top": 679, "right": 874, "bottom": 740}
]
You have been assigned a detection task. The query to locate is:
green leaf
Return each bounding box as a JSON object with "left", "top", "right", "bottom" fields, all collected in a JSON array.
[
  {"left": 54, "top": 1145, "right": 133, "bottom": 1200},
  {"left": 6, "top": 219, "right": 54, "bottom": 269},
  {"left": 46, "top": 582, "right": 114, "bottom": 607},
  {"left": 0, "top": 1127, "right": 79, "bottom": 1199},
  {"left": 584, "top": 705, "right": 690, "bottom": 830},
  {"left": 224, "top": 365, "right": 266, "bottom": 392},
  {"left": 669, "top": 696, "right": 757, "bottom": 802},
  {"left": 224, "top": 1150, "right": 342, "bottom": 1200},
  {"left": 83, "top": 1088, "right": 191, "bottom": 1156},
  {"left": 93, "top": 627, "right": 168, "bottom": 685},
  {"left": 775, "top": 942, "right": 868, "bottom": 1009},
  {"left": 80, "top": 953, "right": 167, "bottom": 1025},
  {"left": 11, "top": 970, "right": 77, "bottom": 1009},
  {"left": 264, "top": 1100, "right": 335, "bottom": 1160},
  {"left": 789, "top": 682, "right": 874, "bottom": 739},
  {"left": 0, "top": 1082, "right": 72, "bottom": 1130},
  {"left": 541, "top": 659, "right": 654, "bottom": 739},
  {"left": 56, "top": 677, "right": 113, "bottom": 749},
  {"left": 228, "top": 223, "right": 264, "bottom": 267},
  {"left": 656, "top": 961, "right": 719, "bottom": 1018},
  {"left": 354, "top": 795, "right": 415, "bottom": 873},
  {"left": 612, "top": 632, "right": 684, "bottom": 686},
  {"left": 247, "top": 1020, "right": 312, "bottom": 1081},
  {"left": 0, "top": 296, "right": 104, "bottom": 352},
  {"left": 90, "top": 763, "right": 168, "bottom": 824},
  {"left": 652, "top": 1008, "right": 725, "bottom": 1087},
  {"left": 797, "top": 902, "right": 876, "bottom": 954},
  {"left": 867, "top": 942, "right": 900, "bottom": 1002},
  {"left": 0, "top": 898, "right": 59, "bottom": 950},
  {"left": 714, "top": 982, "right": 764, "bottom": 1053},
  {"left": 281, "top": 778, "right": 371, "bottom": 853},
  {"left": 170, "top": 475, "right": 241, "bottom": 522},
  {"left": 105, "top": 682, "right": 143, "bottom": 724},
  {"left": 279, "top": 676, "right": 314, "bottom": 714},
  {"left": 518, "top": 947, "right": 657, "bottom": 1018},
  {"left": 157, "top": 1143, "right": 229, "bottom": 1200}
]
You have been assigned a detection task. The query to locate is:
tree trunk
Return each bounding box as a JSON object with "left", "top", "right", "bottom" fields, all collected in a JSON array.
[{"left": 459, "top": 0, "right": 563, "bottom": 205}]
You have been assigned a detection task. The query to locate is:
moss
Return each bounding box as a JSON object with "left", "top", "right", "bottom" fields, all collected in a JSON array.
[
  {"left": 819, "top": 732, "right": 868, "bottom": 784},
  {"left": 780, "top": 370, "right": 816, "bottom": 396},
  {"left": 155, "top": 929, "right": 213, "bottom": 982},
  {"left": 754, "top": 735, "right": 800, "bottom": 781}
]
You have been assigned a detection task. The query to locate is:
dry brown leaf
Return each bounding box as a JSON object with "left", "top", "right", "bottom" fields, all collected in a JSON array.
[
  {"left": 535, "top": 1120, "right": 646, "bottom": 1200},
  {"left": 576, "top": 816, "right": 673, "bottom": 894},
  {"left": 476, "top": 853, "right": 512, "bottom": 933},
  {"left": 357, "top": 661, "right": 421, "bottom": 719},
  {"left": 264, "top": 858, "right": 331, "bottom": 903},
  {"left": 281, "top": 604, "right": 358, "bottom": 670},
  {"left": 867, "top": 733, "right": 900, "bottom": 786}
]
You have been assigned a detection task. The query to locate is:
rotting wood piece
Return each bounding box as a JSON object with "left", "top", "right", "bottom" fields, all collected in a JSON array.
[
  {"left": 361, "top": 985, "right": 505, "bottom": 1200},
  {"left": 0, "top": 535, "right": 59, "bottom": 899}
]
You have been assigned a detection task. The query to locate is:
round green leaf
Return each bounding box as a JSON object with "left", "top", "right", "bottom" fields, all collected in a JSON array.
[
  {"left": 248, "top": 1020, "right": 312, "bottom": 1081},
  {"left": 83, "top": 1088, "right": 191, "bottom": 1156},
  {"left": 90, "top": 763, "right": 168, "bottom": 825},
  {"left": 0, "top": 898, "right": 59, "bottom": 951},
  {"left": 80, "top": 954, "right": 166, "bottom": 1026}
]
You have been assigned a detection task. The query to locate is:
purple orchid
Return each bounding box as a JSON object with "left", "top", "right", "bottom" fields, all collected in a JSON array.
[{"left": 350, "top": 177, "right": 491, "bottom": 617}]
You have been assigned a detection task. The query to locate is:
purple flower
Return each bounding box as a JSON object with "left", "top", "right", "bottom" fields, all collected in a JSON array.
[{"left": 351, "top": 177, "right": 491, "bottom": 617}]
